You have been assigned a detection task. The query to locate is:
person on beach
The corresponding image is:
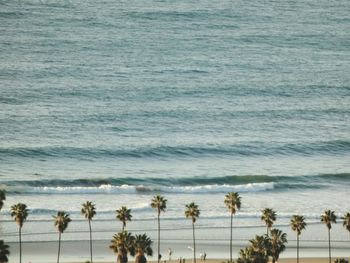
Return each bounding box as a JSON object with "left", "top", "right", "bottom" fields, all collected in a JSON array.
[{"left": 168, "top": 248, "right": 173, "bottom": 261}]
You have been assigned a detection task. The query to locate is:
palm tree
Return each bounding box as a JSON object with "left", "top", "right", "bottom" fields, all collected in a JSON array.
[
  {"left": 81, "top": 201, "right": 96, "bottom": 263},
  {"left": 185, "top": 202, "right": 200, "bottom": 263},
  {"left": 341, "top": 212, "right": 350, "bottom": 237},
  {"left": 0, "top": 240, "right": 10, "bottom": 263},
  {"left": 290, "top": 215, "right": 307, "bottom": 263},
  {"left": 134, "top": 233, "right": 153, "bottom": 263},
  {"left": 116, "top": 206, "right": 132, "bottom": 231},
  {"left": 0, "top": 190, "right": 5, "bottom": 213},
  {"left": 321, "top": 210, "right": 337, "bottom": 263},
  {"left": 53, "top": 211, "right": 72, "bottom": 263},
  {"left": 237, "top": 235, "right": 269, "bottom": 263},
  {"left": 269, "top": 229, "right": 288, "bottom": 263},
  {"left": 334, "top": 259, "right": 349, "bottom": 263},
  {"left": 224, "top": 192, "right": 241, "bottom": 262},
  {"left": 261, "top": 208, "right": 277, "bottom": 236},
  {"left": 11, "top": 203, "right": 29, "bottom": 263},
  {"left": 236, "top": 247, "right": 253, "bottom": 263},
  {"left": 150, "top": 195, "right": 167, "bottom": 263},
  {"left": 110, "top": 231, "right": 135, "bottom": 263},
  {"left": 250, "top": 234, "right": 270, "bottom": 261}
]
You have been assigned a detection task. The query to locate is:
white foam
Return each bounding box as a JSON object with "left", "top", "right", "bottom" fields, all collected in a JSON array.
[
  {"left": 34, "top": 182, "right": 274, "bottom": 194},
  {"left": 164, "top": 183, "right": 274, "bottom": 193},
  {"left": 39, "top": 184, "right": 138, "bottom": 194}
]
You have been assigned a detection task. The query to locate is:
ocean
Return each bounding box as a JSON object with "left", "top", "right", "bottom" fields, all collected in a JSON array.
[{"left": 0, "top": 0, "right": 350, "bottom": 260}]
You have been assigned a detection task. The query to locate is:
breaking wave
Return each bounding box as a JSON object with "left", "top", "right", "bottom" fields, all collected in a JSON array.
[{"left": 2, "top": 173, "right": 348, "bottom": 195}]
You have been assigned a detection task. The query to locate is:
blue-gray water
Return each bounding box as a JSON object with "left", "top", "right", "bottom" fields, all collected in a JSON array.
[{"left": 1, "top": 0, "right": 350, "bottom": 249}]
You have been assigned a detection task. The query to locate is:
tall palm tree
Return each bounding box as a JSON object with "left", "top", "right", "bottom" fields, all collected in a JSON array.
[
  {"left": 321, "top": 210, "right": 337, "bottom": 263},
  {"left": 290, "top": 215, "right": 307, "bottom": 263},
  {"left": 116, "top": 206, "right": 132, "bottom": 231},
  {"left": 261, "top": 208, "right": 277, "bottom": 236},
  {"left": 0, "top": 190, "right": 5, "bottom": 213},
  {"left": 81, "top": 201, "right": 96, "bottom": 263},
  {"left": 150, "top": 195, "right": 167, "bottom": 263},
  {"left": 110, "top": 231, "right": 135, "bottom": 263},
  {"left": 134, "top": 233, "right": 153, "bottom": 263},
  {"left": 53, "top": 211, "right": 71, "bottom": 263},
  {"left": 11, "top": 203, "right": 29, "bottom": 263},
  {"left": 224, "top": 192, "right": 241, "bottom": 262},
  {"left": 269, "top": 229, "right": 288, "bottom": 263},
  {"left": 341, "top": 212, "right": 350, "bottom": 237},
  {"left": 185, "top": 202, "right": 200, "bottom": 263},
  {"left": 0, "top": 240, "right": 10, "bottom": 263}
]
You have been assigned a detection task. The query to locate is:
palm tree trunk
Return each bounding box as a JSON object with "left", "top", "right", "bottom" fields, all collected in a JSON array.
[
  {"left": 328, "top": 228, "right": 331, "bottom": 263},
  {"left": 89, "top": 219, "right": 93, "bottom": 263},
  {"left": 19, "top": 226, "right": 22, "bottom": 263},
  {"left": 192, "top": 222, "right": 196, "bottom": 263},
  {"left": 57, "top": 232, "right": 61, "bottom": 263},
  {"left": 158, "top": 212, "right": 160, "bottom": 263},
  {"left": 230, "top": 213, "right": 233, "bottom": 262},
  {"left": 297, "top": 234, "right": 299, "bottom": 263},
  {"left": 123, "top": 253, "right": 128, "bottom": 263}
]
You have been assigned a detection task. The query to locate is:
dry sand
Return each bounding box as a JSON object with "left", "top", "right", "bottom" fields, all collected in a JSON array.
[
  {"left": 91, "top": 259, "right": 342, "bottom": 263},
  {"left": 147, "top": 259, "right": 334, "bottom": 263}
]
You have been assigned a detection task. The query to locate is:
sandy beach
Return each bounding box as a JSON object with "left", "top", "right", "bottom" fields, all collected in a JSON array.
[
  {"left": 5, "top": 240, "right": 349, "bottom": 263},
  {"left": 132, "top": 259, "right": 342, "bottom": 263},
  {"left": 82, "top": 260, "right": 346, "bottom": 263}
]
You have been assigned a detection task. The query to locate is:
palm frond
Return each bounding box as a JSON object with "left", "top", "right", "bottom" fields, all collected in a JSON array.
[{"left": 224, "top": 192, "right": 241, "bottom": 215}]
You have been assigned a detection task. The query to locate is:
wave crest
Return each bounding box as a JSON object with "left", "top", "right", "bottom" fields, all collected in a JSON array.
[
  {"left": 12, "top": 182, "right": 274, "bottom": 195},
  {"left": 2, "top": 173, "right": 348, "bottom": 195},
  {"left": 1, "top": 140, "right": 349, "bottom": 159}
]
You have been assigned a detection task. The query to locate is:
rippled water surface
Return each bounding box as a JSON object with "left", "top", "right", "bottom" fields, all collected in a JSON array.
[{"left": 0, "top": 0, "right": 350, "bottom": 244}]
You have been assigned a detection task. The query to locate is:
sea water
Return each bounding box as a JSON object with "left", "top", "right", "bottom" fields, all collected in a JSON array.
[{"left": 0, "top": 0, "right": 350, "bottom": 259}]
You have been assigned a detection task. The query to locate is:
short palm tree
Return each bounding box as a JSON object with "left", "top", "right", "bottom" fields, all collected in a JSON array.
[
  {"left": 53, "top": 211, "right": 72, "bottom": 263},
  {"left": 269, "top": 229, "right": 288, "bottom": 263},
  {"left": 110, "top": 231, "right": 135, "bottom": 263},
  {"left": 0, "top": 190, "right": 5, "bottom": 213},
  {"left": 150, "top": 195, "right": 167, "bottom": 263},
  {"left": 237, "top": 235, "right": 270, "bottom": 263},
  {"left": 250, "top": 234, "right": 270, "bottom": 260},
  {"left": 290, "top": 215, "right": 307, "bottom": 263},
  {"left": 185, "top": 202, "right": 200, "bottom": 263},
  {"left": 134, "top": 233, "right": 153, "bottom": 263},
  {"left": 116, "top": 206, "right": 132, "bottom": 231},
  {"left": 341, "top": 212, "right": 350, "bottom": 237},
  {"left": 81, "top": 201, "right": 96, "bottom": 263},
  {"left": 261, "top": 208, "right": 277, "bottom": 236},
  {"left": 11, "top": 203, "right": 29, "bottom": 263},
  {"left": 224, "top": 192, "right": 241, "bottom": 262},
  {"left": 334, "top": 259, "right": 349, "bottom": 263},
  {"left": 236, "top": 247, "right": 253, "bottom": 263},
  {"left": 0, "top": 240, "right": 10, "bottom": 263},
  {"left": 321, "top": 210, "right": 337, "bottom": 263}
]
